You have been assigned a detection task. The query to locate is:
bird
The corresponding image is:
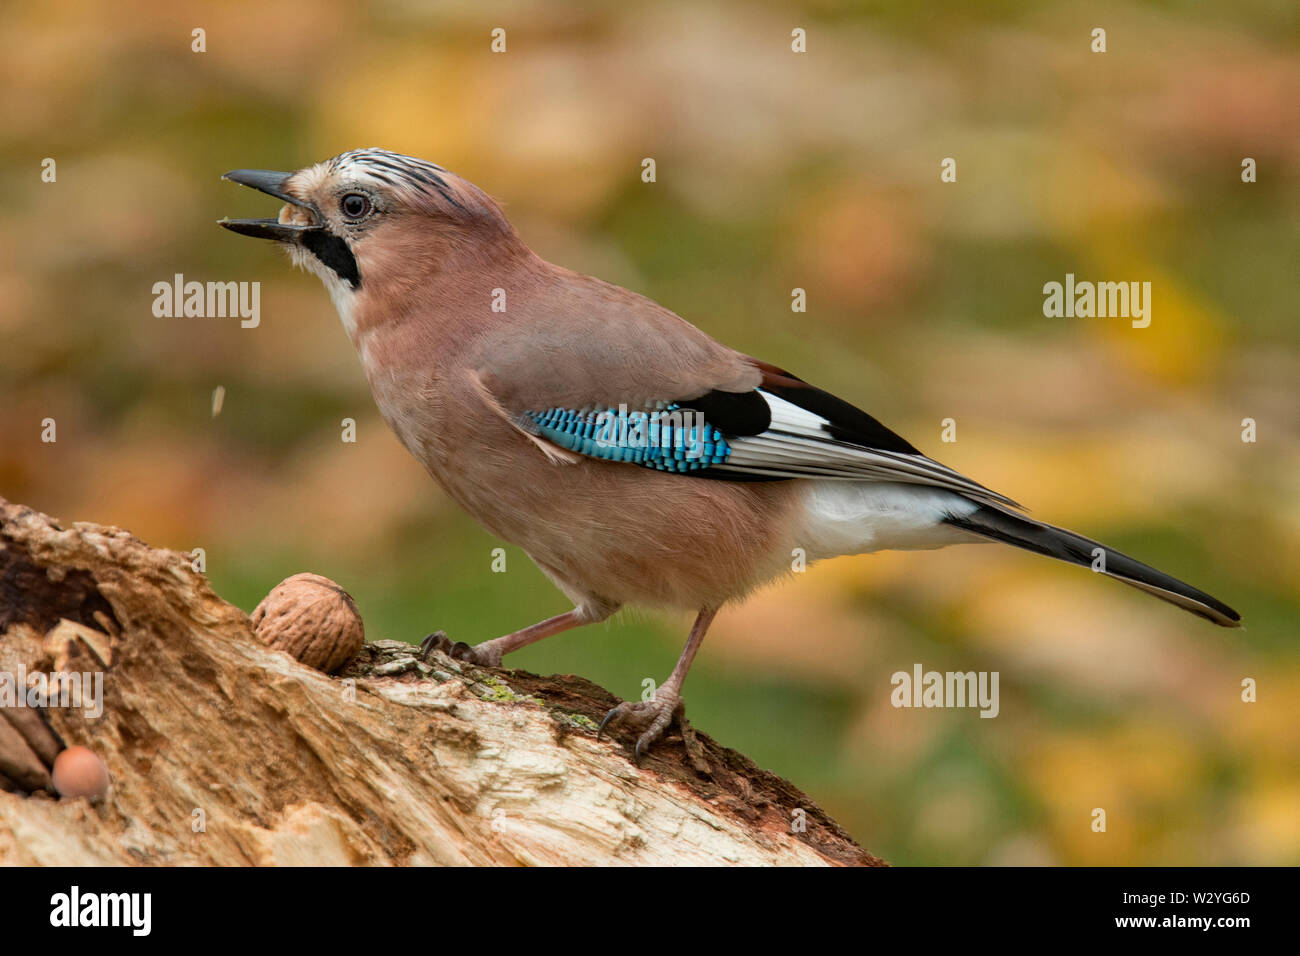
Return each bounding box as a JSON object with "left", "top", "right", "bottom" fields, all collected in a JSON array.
[{"left": 220, "top": 148, "right": 1241, "bottom": 760}]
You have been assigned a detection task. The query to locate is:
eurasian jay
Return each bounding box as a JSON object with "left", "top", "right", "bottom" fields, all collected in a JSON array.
[{"left": 221, "top": 149, "right": 1241, "bottom": 759}]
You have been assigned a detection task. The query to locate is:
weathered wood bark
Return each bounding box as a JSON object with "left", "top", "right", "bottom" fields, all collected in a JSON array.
[{"left": 0, "top": 497, "right": 881, "bottom": 866}]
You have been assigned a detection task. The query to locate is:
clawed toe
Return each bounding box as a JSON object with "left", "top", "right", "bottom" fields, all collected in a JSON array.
[
  {"left": 419, "top": 630, "right": 457, "bottom": 659},
  {"left": 418, "top": 631, "right": 501, "bottom": 667},
  {"left": 598, "top": 695, "right": 685, "bottom": 763}
]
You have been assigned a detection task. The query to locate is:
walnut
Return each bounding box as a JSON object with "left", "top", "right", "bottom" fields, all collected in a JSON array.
[{"left": 251, "top": 573, "right": 365, "bottom": 674}]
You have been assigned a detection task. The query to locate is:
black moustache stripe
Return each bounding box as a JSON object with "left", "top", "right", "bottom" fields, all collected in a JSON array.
[{"left": 302, "top": 231, "right": 361, "bottom": 288}]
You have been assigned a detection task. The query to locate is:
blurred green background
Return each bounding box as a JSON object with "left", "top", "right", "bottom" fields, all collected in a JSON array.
[{"left": 2, "top": 0, "right": 1298, "bottom": 864}]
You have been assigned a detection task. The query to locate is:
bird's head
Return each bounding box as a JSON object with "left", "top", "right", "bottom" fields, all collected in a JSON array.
[{"left": 220, "top": 148, "right": 519, "bottom": 331}]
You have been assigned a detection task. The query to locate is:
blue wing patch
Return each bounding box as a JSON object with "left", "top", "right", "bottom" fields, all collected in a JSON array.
[{"left": 523, "top": 404, "right": 732, "bottom": 473}]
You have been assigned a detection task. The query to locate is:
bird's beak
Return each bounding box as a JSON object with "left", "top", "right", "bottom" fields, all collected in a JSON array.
[{"left": 218, "top": 169, "right": 322, "bottom": 242}]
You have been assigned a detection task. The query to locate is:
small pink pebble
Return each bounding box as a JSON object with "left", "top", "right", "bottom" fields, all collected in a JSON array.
[{"left": 52, "top": 746, "right": 110, "bottom": 799}]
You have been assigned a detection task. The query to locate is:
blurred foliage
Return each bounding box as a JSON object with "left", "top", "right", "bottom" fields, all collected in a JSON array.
[{"left": 2, "top": 0, "right": 1298, "bottom": 864}]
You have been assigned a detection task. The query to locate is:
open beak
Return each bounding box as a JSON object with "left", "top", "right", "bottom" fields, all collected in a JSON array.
[{"left": 218, "top": 169, "right": 321, "bottom": 241}]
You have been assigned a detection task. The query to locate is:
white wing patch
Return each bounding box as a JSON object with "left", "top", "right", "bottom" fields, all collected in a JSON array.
[{"left": 710, "top": 390, "right": 1022, "bottom": 510}]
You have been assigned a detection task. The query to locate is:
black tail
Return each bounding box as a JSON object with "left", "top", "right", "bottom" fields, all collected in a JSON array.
[{"left": 944, "top": 505, "right": 1241, "bottom": 627}]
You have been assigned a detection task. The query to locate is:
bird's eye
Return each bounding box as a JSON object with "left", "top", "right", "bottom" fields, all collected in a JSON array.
[{"left": 340, "top": 193, "right": 372, "bottom": 219}]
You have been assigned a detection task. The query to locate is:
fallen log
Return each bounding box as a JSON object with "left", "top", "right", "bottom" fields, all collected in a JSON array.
[{"left": 0, "top": 496, "right": 881, "bottom": 866}]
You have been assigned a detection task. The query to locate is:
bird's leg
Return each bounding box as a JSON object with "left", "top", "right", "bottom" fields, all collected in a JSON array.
[
  {"left": 599, "top": 607, "right": 717, "bottom": 763},
  {"left": 420, "top": 606, "right": 600, "bottom": 668}
]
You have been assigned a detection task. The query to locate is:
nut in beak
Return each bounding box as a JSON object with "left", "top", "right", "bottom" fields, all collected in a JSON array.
[{"left": 218, "top": 168, "right": 322, "bottom": 242}]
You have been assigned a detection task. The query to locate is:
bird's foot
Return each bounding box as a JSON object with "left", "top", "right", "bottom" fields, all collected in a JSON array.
[
  {"left": 598, "top": 689, "right": 708, "bottom": 770},
  {"left": 418, "top": 630, "right": 503, "bottom": 668}
]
